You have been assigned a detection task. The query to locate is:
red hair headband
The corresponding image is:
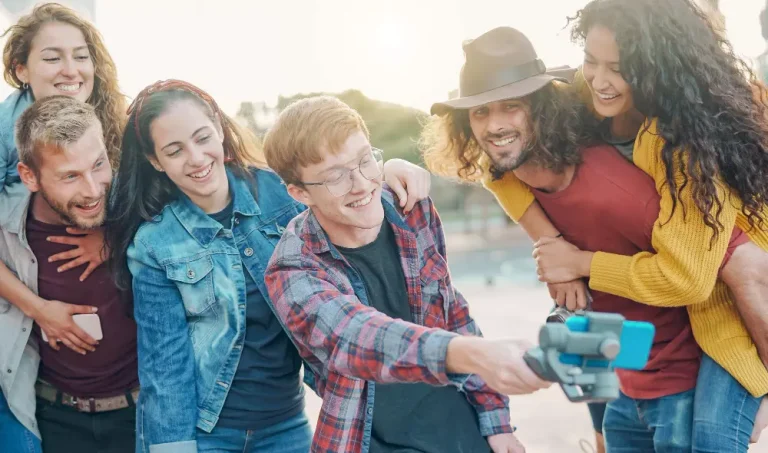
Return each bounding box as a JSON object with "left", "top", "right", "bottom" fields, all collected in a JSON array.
[{"left": 126, "top": 79, "right": 222, "bottom": 147}]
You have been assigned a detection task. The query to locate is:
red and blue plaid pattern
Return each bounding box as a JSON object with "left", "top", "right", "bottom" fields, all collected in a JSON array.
[{"left": 265, "top": 189, "right": 512, "bottom": 453}]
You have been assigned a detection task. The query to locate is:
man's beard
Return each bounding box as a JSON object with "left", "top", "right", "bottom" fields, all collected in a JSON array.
[
  {"left": 488, "top": 146, "right": 534, "bottom": 173},
  {"left": 39, "top": 184, "right": 110, "bottom": 230},
  {"left": 481, "top": 129, "right": 534, "bottom": 174}
]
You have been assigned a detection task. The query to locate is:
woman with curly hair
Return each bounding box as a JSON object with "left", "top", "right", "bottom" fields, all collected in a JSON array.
[
  {"left": 0, "top": 4, "right": 126, "bottom": 452},
  {"left": 450, "top": 0, "right": 768, "bottom": 450}
]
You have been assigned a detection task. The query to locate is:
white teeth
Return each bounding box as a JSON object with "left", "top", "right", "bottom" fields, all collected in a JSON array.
[
  {"left": 191, "top": 164, "right": 212, "bottom": 179},
  {"left": 491, "top": 136, "right": 517, "bottom": 147},
  {"left": 347, "top": 193, "right": 373, "bottom": 208},
  {"left": 79, "top": 200, "right": 99, "bottom": 209},
  {"left": 57, "top": 84, "right": 80, "bottom": 92},
  {"left": 597, "top": 92, "right": 619, "bottom": 100}
]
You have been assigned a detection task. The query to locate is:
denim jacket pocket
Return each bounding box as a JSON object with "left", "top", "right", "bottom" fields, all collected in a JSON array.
[
  {"left": 165, "top": 255, "right": 216, "bottom": 316},
  {"left": 259, "top": 223, "right": 286, "bottom": 246}
]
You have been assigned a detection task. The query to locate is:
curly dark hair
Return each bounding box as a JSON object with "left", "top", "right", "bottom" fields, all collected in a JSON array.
[
  {"left": 420, "top": 82, "right": 598, "bottom": 183},
  {"left": 570, "top": 0, "right": 768, "bottom": 239}
]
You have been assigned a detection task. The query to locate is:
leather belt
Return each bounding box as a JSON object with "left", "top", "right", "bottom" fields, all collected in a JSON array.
[{"left": 35, "top": 380, "right": 139, "bottom": 413}]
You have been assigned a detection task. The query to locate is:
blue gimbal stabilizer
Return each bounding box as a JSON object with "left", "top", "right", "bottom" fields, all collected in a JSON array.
[{"left": 523, "top": 311, "right": 654, "bottom": 403}]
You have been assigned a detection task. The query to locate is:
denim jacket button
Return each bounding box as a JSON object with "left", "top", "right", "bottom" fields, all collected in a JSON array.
[
  {"left": 187, "top": 269, "right": 195, "bottom": 279},
  {"left": 234, "top": 218, "right": 240, "bottom": 225},
  {"left": 244, "top": 248, "right": 254, "bottom": 257}
]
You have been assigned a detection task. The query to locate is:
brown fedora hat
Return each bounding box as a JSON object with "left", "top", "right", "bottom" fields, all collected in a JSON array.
[{"left": 431, "top": 27, "right": 576, "bottom": 116}]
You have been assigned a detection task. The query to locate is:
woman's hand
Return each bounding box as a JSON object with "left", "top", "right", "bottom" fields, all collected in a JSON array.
[
  {"left": 46, "top": 227, "right": 108, "bottom": 281},
  {"left": 547, "top": 280, "right": 590, "bottom": 311},
  {"left": 533, "top": 236, "right": 594, "bottom": 284}
]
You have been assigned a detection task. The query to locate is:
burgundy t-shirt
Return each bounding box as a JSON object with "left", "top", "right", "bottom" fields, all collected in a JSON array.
[
  {"left": 27, "top": 215, "right": 138, "bottom": 398},
  {"left": 532, "top": 144, "right": 746, "bottom": 399}
]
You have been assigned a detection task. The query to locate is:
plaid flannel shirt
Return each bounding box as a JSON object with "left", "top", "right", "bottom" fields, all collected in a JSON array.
[{"left": 265, "top": 189, "right": 512, "bottom": 453}]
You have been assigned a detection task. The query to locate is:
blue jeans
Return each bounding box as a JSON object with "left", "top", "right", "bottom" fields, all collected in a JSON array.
[
  {"left": 692, "top": 354, "right": 762, "bottom": 453},
  {"left": 197, "top": 412, "right": 312, "bottom": 453},
  {"left": 603, "top": 388, "right": 694, "bottom": 452},
  {"left": 0, "top": 391, "right": 41, "bottom": 453}
]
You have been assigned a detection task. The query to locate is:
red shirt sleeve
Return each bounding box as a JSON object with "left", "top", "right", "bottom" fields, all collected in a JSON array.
[{"left": 720, "top": 227, "right": 750, "bottom": 275}]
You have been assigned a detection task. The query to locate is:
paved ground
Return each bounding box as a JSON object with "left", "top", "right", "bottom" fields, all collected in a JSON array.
[{"left": 301, "top": 227, "right": 768, "bottom": 451}]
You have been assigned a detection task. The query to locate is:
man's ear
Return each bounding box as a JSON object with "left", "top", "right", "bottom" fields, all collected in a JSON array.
[
  {"left": 286, "top": 183, "right": 313, "bottom": 207},
  {"left": 18, "top": 162, "right": 40, "bottom": 192}
]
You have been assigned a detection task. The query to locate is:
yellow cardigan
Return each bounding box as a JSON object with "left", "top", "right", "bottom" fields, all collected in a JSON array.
[{"left": 484, "top": 119, "right": 768, "bottom": 397}]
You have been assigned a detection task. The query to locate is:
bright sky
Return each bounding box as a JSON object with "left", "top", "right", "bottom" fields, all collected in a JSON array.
[{"left": 1, "top": 0, "right": 766, "bottom": 114}]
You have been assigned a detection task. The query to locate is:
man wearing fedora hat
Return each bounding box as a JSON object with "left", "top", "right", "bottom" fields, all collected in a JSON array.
[{"left": 421, "top": 26, "right": 713, "bottom": 452}]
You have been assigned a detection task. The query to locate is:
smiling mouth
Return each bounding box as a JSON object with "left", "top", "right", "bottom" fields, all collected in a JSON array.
[
  {"left": 56, "top": 82, "right": 83, "bottom": 93},
  {"left": 489, "top": 133, "right": 519, "bottom": 148},
  {"left": 346, "top": 190, "right": 375, "bottom": 208},
  {"left": 596, "top": 92, "right": 620, "bottom": 101},
  {"left": 74, "top": 198, "right": 102, "bottom": 214},
  {"left": 189, "top": 162, "right": 214, "bottom": 179}
]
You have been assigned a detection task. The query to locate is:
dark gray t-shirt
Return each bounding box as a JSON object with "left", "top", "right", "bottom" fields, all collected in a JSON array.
[
  {"left": 600, "top": 120, "right": 636, "bottom": 161},
  {"left": 337, "top": 222, "right": 490, "bottom": 453}
]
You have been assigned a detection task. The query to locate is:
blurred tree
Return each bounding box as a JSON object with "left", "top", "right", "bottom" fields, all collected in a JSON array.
[
  {"left": 236, "top": 101, "right": 259, "bottom": 134},
  {"left": 276, "top": 89, "right": 426, "bottom": 164},
  {"left": 241, "top": 90, "right": 497, "bottom": 221}
]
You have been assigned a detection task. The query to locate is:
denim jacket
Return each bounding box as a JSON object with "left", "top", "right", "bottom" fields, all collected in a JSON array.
[
  {"left": 0, "top": 89, "right": 33, "bottom": 189},
  {"left": 127, "top": 168, "right": 306, "bottom": 453}
]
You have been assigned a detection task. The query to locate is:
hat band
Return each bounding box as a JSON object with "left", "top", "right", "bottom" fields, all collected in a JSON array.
[{"left": 460, "top": 59, "right": 546, "bottom": 97}]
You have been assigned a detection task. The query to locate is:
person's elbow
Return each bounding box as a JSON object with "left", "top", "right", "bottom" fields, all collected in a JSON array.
[
  {"left": 139, "top": 386, "right": 199, "bottom": 450},
  {"left": 665, "top": 268, "right": 717, "bottom": 306}
]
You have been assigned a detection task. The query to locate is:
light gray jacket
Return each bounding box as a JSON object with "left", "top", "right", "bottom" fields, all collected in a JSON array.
[{"left": 0, "top": 183, "right": 41, "bottom": 438}]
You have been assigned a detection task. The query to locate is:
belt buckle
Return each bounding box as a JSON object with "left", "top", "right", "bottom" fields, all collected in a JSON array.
[{"left": 62, "top": 394, "right": 77, "bottom": 408}]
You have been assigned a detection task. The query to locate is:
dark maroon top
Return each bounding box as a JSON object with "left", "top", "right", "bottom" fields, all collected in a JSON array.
[
  {"left": 27, "top": 215, "right": 138, "bottom": 398},
  {"left": 532, "top": 144, "right": 701, "bottom": 399}
]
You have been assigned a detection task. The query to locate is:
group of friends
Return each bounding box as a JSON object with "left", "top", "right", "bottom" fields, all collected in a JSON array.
[{"left": 1, "top": 1, "right": 768, "bottom": 452}]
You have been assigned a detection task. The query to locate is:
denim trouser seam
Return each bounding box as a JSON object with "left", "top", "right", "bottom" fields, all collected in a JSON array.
[{"left": 733, "top": 391, "right": 750, "bottom": 453}]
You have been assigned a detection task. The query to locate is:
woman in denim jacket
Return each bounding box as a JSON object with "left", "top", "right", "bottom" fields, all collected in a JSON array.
[
  {"left": 0, "top": 5, "right": 127, "bottom": 452},
  {"left": 106, "top": 80, "right": 429, "bottom": 453}
]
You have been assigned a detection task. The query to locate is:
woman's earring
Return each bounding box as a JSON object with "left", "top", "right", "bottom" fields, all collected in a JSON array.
[{"left": 22, "top": 82, "right": 28, "bottom": 90}]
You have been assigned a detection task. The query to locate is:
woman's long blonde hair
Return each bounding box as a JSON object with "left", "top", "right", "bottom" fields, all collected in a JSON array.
[{"left": 2, "top": 3, "right": 126, "bottom": 166}]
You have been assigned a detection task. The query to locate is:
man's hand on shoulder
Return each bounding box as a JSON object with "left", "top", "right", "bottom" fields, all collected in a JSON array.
[{"left": 383, "top": 158, "right": 431, "bottom": 214}]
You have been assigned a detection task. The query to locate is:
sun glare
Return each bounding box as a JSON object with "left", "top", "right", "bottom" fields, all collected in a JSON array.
[{"left": 371, "top": 20, "right": 409, "bottom": 64}]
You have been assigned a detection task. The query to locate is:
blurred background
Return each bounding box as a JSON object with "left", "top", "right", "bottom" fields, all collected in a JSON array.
[
  {"left": 2, "top": 0, "right": 768, "bottom": 450},
  {"left": 0, "top": 0, "right": 764, "bottom": 251}
]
